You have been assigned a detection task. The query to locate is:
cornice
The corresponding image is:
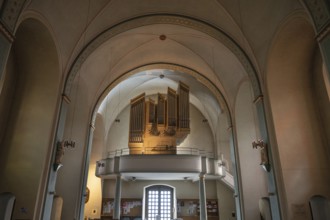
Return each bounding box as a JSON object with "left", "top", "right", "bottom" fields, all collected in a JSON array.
[
  {"left": 316, "top": 21, "right": 330, "bottom": 42},
  {"left": 91, "top": 63, "right": 234, "bottom": 128},
  {"left": 302, "top": 0, "right": 330, "bottom": 33},
  {"left": 0, "top": 0, "right": 26, "bottom": 32},
  {"left": 0, "top": 20, "right": 14, "bottom": 42}
]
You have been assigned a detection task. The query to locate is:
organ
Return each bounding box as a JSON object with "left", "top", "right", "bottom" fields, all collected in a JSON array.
[{"left": 128, "top": 82, "right": 190, "bottom": 155}]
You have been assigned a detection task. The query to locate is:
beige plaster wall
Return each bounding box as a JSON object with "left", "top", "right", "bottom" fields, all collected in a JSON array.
[
  {"left": 235, "top": 80, "right": 268, "bottom": 220},
  {"left": 216, "top": 181, "right": 235, "bottom": 220},
  {"left": 0, "top": 18, "right": 60, "bottom": 219},
  {"left": 103, "top": 179, "right": 217, "bottom": 199},
  {"left": 267, "top": 17, "right": 330, "bottom": 220}
]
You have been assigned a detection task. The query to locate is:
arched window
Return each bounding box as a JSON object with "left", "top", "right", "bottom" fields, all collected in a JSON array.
[{"left": 145, "top": 185, "right": 174, "bottom": 220}]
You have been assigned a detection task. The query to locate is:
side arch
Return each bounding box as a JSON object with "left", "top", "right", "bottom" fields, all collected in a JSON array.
[
  {"left": 266, "top": 14, "right": 330, "bottom": 219},
  {"left": 0, "top": 17, "right": 61, "bottom": 219}
]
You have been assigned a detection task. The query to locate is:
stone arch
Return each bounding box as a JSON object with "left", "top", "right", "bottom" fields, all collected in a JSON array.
[
  {"left": 63, "top": 14, "right": 280, "bottom": 220},
  {"left": 65, "top": 14, "right": 285, "bottom": 220},
  {"left": 83, "top": 63, "right": 242, "bottom": 219}
]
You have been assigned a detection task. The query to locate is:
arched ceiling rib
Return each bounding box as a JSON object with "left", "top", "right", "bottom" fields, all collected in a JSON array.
[
  {"left": 98, "top": 69, "right": 222, "bottom": 138},
  {"left": 80, "top": 24, "right": 246, "bottom": 110}
]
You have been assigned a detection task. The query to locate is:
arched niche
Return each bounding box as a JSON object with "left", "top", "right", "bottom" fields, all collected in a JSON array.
[
  {"left": 0, "top": 18, "right": 60, "bottom": 219},
  {"left": 266, "top": 14, "right": 330, "bottom": 219}
]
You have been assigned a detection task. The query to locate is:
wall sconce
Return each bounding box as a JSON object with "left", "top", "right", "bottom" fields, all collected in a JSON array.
[
  {"left": 214, "top": 157, "right": 226, "bottom": 177},
  {"left": 252, "top": 139, "right": 270, "bottom": 172},
  {"left": 53, "top": 140, "right": 76, "bottom": 171},
  {"left": 218, "top": 161, "right": 226, "bottom": 177}
]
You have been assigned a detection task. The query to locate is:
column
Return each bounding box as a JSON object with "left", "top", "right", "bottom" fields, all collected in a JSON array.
[
  {"left": 113, "top": 174, "right": 122, "bottom": 220},
  {"left": 199, "top": 174, "right": 207, "bottom": 220},
  {"left": 228, "top": 126, "right": 243, "bottom": 220},
  {"left": 254, "top": 96, "right": 282, "bottom": 220},
  {"left": 42, "top": 95, "right": 71, "bottom": 219}
]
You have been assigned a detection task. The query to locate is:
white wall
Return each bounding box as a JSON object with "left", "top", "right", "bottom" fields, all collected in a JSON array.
[
  {"left": 215, "top": 112, "right": 232, "bottom": 173},
  {"left": 103, "top": 179, "right": 217, "bottom": 199},
  {"left": 216, "top": 181, "right": 235, "bottom": 220}
]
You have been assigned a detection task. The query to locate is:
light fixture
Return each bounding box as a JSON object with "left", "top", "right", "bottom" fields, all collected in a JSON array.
[
  {"left": 159, "top": 34, "right": 166, "bottom": 41},
  {"left": 215, "top": 154, "right": 226, "bottom": 177},
  {"left": 53, "top": 140, "right": 76, "bottom": 171},
  {"left": 252, "top": 139, "right": 271, "bottom": 172}
]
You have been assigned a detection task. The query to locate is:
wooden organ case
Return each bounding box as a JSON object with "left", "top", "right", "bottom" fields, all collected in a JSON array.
[{"left": 128, "top": 82, "right": 190, "bottom": 155}]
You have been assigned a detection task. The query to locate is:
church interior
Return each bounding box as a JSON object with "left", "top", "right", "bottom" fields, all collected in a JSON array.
[{"left": 0, "top": 0, "right": 330, "bottom": 220}]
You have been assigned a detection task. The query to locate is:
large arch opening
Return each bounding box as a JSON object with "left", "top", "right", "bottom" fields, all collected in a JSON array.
[
  {"left": 54, "top": 15, "right": 276, "bottom": 220},
  {"left": 80, "top": 65, "right": 236, "bottom": 220}
]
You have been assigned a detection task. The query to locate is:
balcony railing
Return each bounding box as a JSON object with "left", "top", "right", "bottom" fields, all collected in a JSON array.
[{"left": 107, "top": 147, "right": 214, "bottom": 159}]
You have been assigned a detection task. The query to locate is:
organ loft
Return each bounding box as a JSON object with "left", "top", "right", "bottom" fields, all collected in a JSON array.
[{"left": 128, "top": 81, "right": 190, "bottom": 155}]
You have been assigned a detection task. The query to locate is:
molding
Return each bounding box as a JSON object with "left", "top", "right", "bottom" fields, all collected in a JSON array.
[
  {"left": 253, "top": 95, "right": 264, "bottom": 104},
  {"left": 91, "top": 63, "right": 232, "bottom": 126},
  {"left": 62, "top": 94, "right": 71, "bottom": 104},
  {"left": 0, "top": 0, "right": 26, "bottom": 32},
  {"left": 316, "top": 22, "right": 330, "bottom": 42},
  {"left": 0, "top": 20, "right": 14, "bottom": 42},
  {"left": 227, "top": 125, "right": 233, "bottom": 131},
  {"left": 64, "top": 14, "right": 261, "bottom": 98},
  {"left": 302, "top": 0, "right": 330, "bottom": 33}
]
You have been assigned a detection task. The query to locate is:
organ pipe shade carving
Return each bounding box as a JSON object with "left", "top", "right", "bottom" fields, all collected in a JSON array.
[
  {"left": 148, "top": 99, "right": 156, "bottom": 124},
  {"left": 128, "top": 82, "right": 190, "bottom": 154},
  {"left": 167, "top": 87, "right": 177, "bottom": 127},
  {"left": 178, "top": 82, "right": 190, "bottom": 130},
  {"left": 157, "top": 93, "right": 166, "bottom": 125},
  {"left": 129, "top": 93, "right": 145, "bottom": 144}
]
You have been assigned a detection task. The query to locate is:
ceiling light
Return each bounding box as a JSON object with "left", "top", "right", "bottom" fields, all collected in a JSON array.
[{"left": 159, "top": 34, "right": 166, "bottom": 41}]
